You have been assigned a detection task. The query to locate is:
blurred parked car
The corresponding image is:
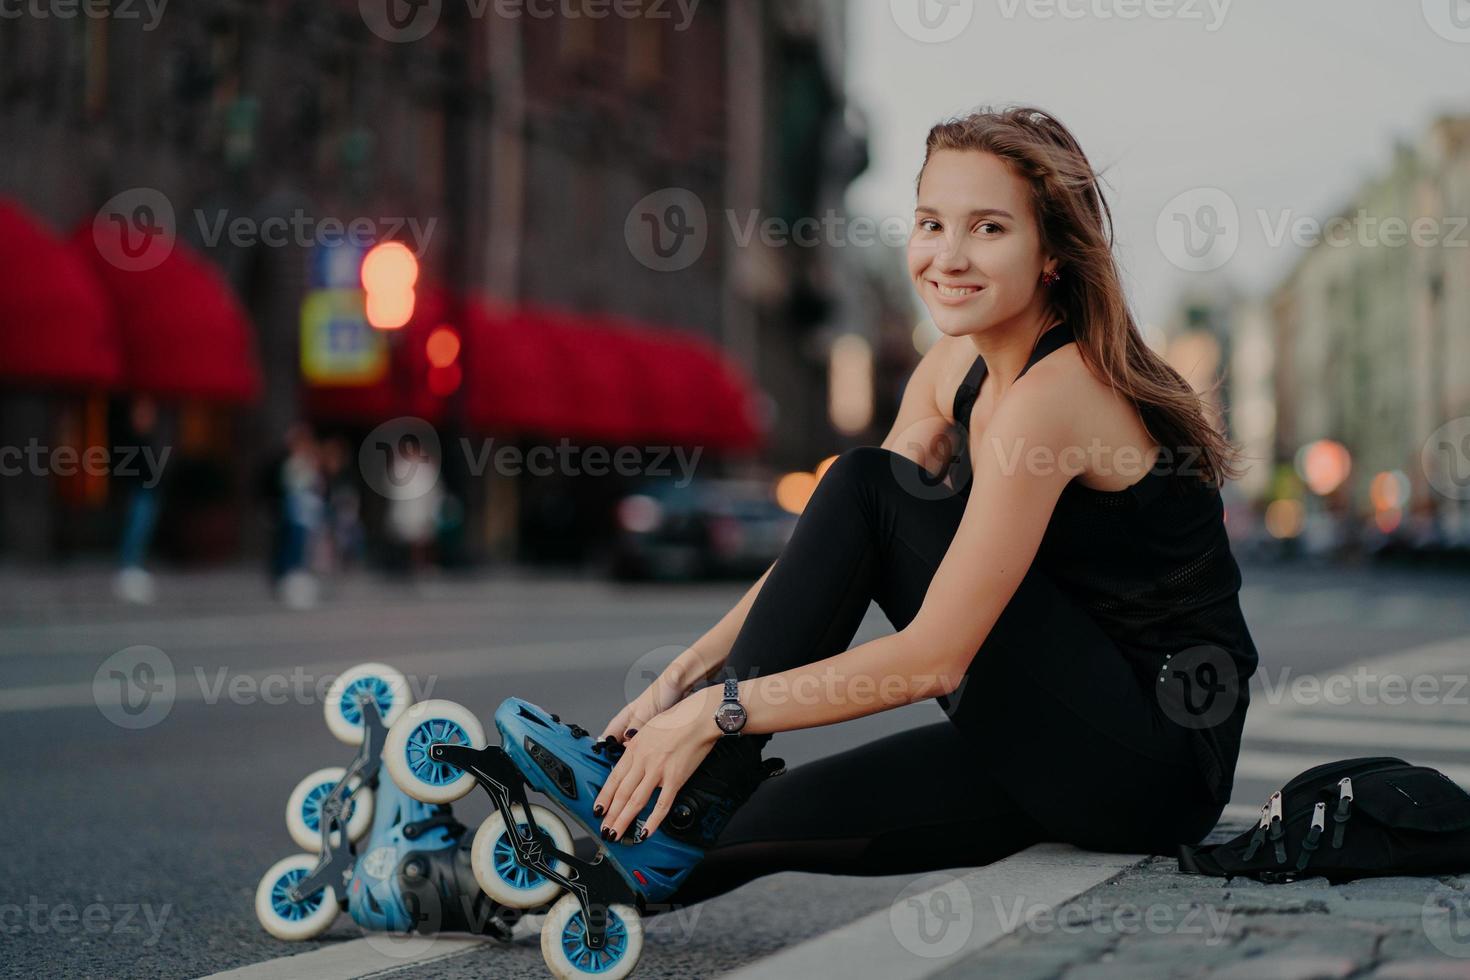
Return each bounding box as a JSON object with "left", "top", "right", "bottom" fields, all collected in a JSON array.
[{"left": 611, "top": 477, "right": 797, "bottom": 580}]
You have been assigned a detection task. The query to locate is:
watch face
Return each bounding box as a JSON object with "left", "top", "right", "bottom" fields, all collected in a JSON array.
[{"left": 715, "top": 702, "right": 746, "bottom": 733}]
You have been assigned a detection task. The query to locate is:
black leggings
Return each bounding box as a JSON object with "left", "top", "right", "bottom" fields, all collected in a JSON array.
[{"left": 658, "top": 447, "right": 1225, "bottom": 908}]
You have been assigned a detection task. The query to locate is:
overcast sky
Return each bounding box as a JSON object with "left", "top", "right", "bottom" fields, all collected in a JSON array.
[{"left": 845, "top": 0, "right": 1470, "bottom": 328}]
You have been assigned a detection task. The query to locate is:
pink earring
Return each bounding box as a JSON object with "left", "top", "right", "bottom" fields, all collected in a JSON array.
[{"left": 1041, "top": 269, "right": 1060, "bottom": 286}]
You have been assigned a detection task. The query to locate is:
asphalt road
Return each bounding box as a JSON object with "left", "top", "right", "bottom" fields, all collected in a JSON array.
[{"left": 2, "top": 558, "right": 1469, "bottom": 979}]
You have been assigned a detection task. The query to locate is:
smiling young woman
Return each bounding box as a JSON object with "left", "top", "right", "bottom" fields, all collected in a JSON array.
[{"left": 592, "top": 105, "right": 1259, "bottom": 907}]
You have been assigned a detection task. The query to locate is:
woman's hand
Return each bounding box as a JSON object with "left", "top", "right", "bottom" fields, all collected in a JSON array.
[
  {"left": 593, "top": 686, "right": 721, "bottom": 843},
  {"left": 600, "top": 663, "right": 691, "bottom": 745}
]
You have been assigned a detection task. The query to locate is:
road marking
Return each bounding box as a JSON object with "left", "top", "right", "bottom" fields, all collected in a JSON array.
[
  {"left": 1245, "top": 715, "right": 1470, "bottom": 752},
  {"left": 0, "top": 633, "right": 691, "bottom": 715},
  {"left": 722, "top": 843, "right": 1145, "bottom": 980},
  {"left": 197, "top": 937, "right": 489, "bottom": 979},
  {"left": 198, "top": 917, "right": 545, "bottom": 979},
  {"left": 1234, "top": 750, "right": 1470, "bottom": 790}
]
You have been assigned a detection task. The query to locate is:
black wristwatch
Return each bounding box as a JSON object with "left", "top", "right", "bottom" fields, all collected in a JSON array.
[{"left": 713, "top": 678, "right": 747, "bottom": 735}]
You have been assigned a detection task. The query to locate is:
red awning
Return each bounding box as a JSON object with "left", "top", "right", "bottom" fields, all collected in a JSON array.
[
  {"left": 295, "top": 288, "right": 765, "bottom": 452},
  {"left": 70, "top": 225, "right": 261, "bottom": 403},
  {"left": 464, "top": 299, "right": 764, "bottom": 451},
  {"left": 0, "top": 200, "right": 122, "bottom": 388}
]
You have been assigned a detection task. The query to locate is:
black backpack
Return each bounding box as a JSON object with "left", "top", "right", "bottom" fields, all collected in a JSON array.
[{"left": 1178, "top": 757, "right": 1470, "bottom": 883}]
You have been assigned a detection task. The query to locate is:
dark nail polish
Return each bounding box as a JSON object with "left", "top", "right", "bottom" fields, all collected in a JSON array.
[
  {"left": 600, "top": 826, "right": 612, "bottom": 840},
  {"left": 593, "top": 804, "right": 604, "bottom": 817},
  {"left": 608, "top": 828, "right": 619, "bottom": 842},
  {"left": 625, "top": 728, "right": 638, "bottom": 738},
  {"left": 635, "top": 828, "right": 647, "bottom": 843}
]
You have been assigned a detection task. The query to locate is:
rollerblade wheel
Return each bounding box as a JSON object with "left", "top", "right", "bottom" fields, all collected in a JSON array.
[
  {"left": 255, "top": 854, "right": 339, "bottom": 941},
  {"left": 285, "top": 766, "right": 375, "bottom": 853},
  {"left": 324, "top": 663, "right": 413, "bottom": 745},
  {"left": 382, "top": 699, "right": 486, "bottom": 804},
  {"left": 541, "top": 893, "right": 643, "bottom": 980},
  {"left": 470, "top": 805, "right": 575, "bottom": 909}
]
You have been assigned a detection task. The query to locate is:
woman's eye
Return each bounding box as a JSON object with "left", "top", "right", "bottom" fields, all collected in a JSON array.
[
  {"left": 975, "top": 222, "right": 1003, "bottom": 235},
  {"left": 918, "top": 219, "right": 941, "bottom": 232}
]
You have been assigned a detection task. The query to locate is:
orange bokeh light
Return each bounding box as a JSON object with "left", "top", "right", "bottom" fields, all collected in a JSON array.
[{"left": 426, "top": 325, "right": 461, "bottom": 368}]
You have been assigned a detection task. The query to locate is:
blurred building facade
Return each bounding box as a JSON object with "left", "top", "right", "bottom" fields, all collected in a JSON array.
[
  {"left": 1266, "top": 114, "right": 1470, "bottom": 552},
  {"left": 0, "top": 0, "right": 892, "bottom": 566}
]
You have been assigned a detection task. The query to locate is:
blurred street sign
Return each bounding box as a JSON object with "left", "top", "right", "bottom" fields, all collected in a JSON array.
[{"left": 300, "top": 287, "right": 387, "bottom": 385}]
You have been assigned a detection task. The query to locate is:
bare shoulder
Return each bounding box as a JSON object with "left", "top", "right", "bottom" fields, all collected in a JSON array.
[{"left": 1017, "top": 344, "right": 1161, "bottom": 489}]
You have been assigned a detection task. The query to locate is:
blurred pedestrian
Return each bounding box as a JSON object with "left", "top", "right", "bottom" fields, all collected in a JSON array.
[
  {"left": 113, "top": 396, "right": 166, "bottom": 605},
  {"left": 384, "top": 435, "right": 443, "bottom": 577},
  {"left": 275, "top": 422, "right": 324, "bottom": 609},
  {"left": 319, "top": 435, "right": 364, "bottom": 573}
]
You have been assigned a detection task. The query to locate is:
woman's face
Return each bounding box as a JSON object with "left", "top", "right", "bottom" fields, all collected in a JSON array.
[{"left": 907, "top": 149, "right": 1053, "bottom": 339}]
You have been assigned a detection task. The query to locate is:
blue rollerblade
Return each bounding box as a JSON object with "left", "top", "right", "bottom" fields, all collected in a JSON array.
[
  {"left": 254, "top": 663, "right": 512, "bottom": 944},
  {"left": 383, "top": 696, "right": 784, "bottom": 978}
]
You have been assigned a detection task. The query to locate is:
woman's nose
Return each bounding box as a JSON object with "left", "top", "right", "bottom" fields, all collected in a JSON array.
[{"left": 934, "top": 238, "right": 969, "bottom": 273}]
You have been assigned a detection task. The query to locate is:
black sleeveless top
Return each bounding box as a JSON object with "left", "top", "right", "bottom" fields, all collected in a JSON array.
[{"left": 948, "top": 321, "right": 1258, "bottom": 808}]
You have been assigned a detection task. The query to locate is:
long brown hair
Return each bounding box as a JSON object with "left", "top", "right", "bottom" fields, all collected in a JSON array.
[{"left": 917, "top": 105, "right": 1245, "bottom": 489}]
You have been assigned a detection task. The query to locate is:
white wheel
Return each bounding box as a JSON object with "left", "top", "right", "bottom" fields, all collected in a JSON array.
[
  {"left": 470, "top": 805, "right": 575, "bottom": 909},
  {"left": 285, "top": 766, "right": 374, "bottom": 852},
  {"left": 382, "top": 699, "right": 486, "bottom": 804},
  {"left": 324, "top": 662, "right": 412, "bottom": 745},
  {"left": 255, "top": 854, "right": 339, "bottom": 941},
  {"left": 541, "top": 893, "right": 643, "bottom": 980}
]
